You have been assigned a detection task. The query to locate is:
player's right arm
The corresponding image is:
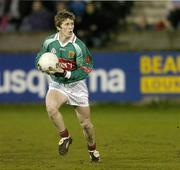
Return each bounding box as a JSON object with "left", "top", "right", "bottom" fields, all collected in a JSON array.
[
  {"left": 35, "top": 34, "right": 56, "bottom": 68},
  {"left": 35, "top": 42, "right": 48, "bottom": 69}
]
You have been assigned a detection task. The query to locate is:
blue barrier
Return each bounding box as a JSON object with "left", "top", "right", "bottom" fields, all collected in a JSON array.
[{"left": 0, "top": 52, "right": 180, "bottom": 103}]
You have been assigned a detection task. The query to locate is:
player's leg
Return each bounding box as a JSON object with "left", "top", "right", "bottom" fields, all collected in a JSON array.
[
  {"left": 45, "top": 89, "right": 72, "bottom": 155},
  {"left": 74, "top": 106, "right": 100, "bottom": 162},
  {"left": 46, "top": 89, "right": 67, "bottom": 132}
]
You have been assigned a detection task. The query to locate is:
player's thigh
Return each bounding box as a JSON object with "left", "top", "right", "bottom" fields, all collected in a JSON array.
[
  {"left": 46, "top": 89, "right": 68, "bottom": 109},
  {"left": 74, "top": 106, "right": 91, "bottom": 122}
]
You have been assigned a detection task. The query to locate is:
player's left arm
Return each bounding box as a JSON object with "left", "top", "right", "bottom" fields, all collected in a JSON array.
[
  {"left": 56, "top": 43, "right": 93, "bottom": 81},
  {"left": 70, "top": 46, "right": 93, "bottom": 80}
]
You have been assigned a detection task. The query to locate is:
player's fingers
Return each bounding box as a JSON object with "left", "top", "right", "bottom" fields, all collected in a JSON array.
[
  {"left": 37, "top": 64, "right": 42, "bottom": 71},
  {"left": 56, "top": 65, "right": 64, "bottom": 73}
]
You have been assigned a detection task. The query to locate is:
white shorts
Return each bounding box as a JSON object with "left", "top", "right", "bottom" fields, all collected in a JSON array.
[{"left": 48, "top": 80, "right": 89, "bottom": 107}]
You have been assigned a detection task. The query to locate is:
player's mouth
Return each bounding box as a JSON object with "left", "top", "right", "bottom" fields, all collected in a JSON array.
[{"left": 68, "top": 31, "right": 73, "bottom": 35}]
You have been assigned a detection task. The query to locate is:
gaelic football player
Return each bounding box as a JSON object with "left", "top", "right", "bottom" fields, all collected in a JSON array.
[{"left": 35, "top": 10, "right": 100, "bottom": 162}]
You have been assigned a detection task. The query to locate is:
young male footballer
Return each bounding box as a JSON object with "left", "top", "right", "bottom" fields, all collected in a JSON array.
[{"left": 35, "top": 10, "right": 100, "bottom": 162}]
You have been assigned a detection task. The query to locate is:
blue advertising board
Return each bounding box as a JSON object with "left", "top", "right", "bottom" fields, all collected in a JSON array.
[
  {"left": 87, "top": 52, "right": 140, "bottom": 101},
  {"left": 139, "top": 51, "right": 180, "bottom": 96},
  {"left": 0, "top": 52, "right": 180, "bottom": 103},
  {"left": 0, "top": 53, "right": 48, "bottom": 103}
]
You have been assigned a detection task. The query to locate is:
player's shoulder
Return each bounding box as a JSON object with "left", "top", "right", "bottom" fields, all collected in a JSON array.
[
  {"left": 44, "top": 33, "right": 56, "bottom": 41},
  {"left": 74, "top": 37, "right": 87, "bottom": 49},
  {"left": 43, "top": 33, "right": 58, "bottom": 48}
]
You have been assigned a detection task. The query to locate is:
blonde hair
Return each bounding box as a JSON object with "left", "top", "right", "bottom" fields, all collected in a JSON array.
[{"left": 54, "top": 10, "right": 75, "bottom": 29}]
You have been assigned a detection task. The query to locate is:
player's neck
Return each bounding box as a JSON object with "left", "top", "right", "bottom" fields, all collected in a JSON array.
[{"left": 59, "top": 32, "right": 71, "bottom": 44}]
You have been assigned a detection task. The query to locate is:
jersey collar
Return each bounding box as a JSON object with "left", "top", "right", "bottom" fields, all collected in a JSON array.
[{"left": 56, "top": 33, "right": 76, "bottom": 47}]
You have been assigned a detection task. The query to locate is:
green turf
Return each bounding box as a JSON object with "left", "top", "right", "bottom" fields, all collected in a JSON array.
[{"left": 0, "top": 103, "right": 180, "bottom": 170}]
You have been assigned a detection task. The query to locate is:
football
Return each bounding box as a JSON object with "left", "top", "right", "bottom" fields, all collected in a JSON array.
[{"left": 38, "top": 52, "right": 59, "bottom": 73}]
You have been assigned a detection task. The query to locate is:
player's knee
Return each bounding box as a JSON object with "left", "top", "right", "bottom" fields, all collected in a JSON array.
[
  {"left": 46, "top": 104, "right": 58, "bottom": 117},
  {"left": 80, "top": 119, "right": 93, "bottom": 130}
]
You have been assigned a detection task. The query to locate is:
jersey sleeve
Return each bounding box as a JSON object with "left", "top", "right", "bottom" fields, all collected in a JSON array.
[
  {"left": 35, "top": 41, "right": 48, "bottom": 68},
  {"left": 70, "top": 43, "right": 93, "bottom": 81}
]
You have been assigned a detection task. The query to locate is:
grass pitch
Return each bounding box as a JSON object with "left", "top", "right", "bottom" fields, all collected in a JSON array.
[{"left": 0, "top": 103, "right": 180, "bottom": 170}]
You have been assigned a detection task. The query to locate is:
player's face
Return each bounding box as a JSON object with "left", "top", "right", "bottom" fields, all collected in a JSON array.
[{"left": 59, "top": 18, "right": 74, "bottom": 38}]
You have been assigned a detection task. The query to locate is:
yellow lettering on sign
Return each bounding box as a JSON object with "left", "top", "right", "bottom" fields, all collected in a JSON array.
[
  {"left": 153, "top": 55, "right": 163, "bottom": 74},
  {"left": 163, "top": 56, "right": 177, "bottom": 73},
  {"left": 140, "top": 55, "right": 180, "bottom": 74},
  {"left": 140, "top": 56, "right": 151, "bottom": 74},
  {"left": 141, "top": 76, "right": 180, "bottom": 93},
  {"left": 176, "top": 56, "right": 180, "bottom": 72}
]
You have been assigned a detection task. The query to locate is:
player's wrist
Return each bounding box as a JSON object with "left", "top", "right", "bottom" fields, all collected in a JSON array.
[
  {"left": 53, "top": 70, "right": 71, "bottom": 79},
  {"left": 64, "top": 70, "right": 71, "bottom": 79}
]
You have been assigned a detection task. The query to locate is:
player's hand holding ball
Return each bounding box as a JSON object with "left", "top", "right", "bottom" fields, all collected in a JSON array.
[
  {"left": 38, "top": 52, "right": 64, "bottom": 75},
  {"left": 55, "top": 63, "right": 64, "bottom": 74}
]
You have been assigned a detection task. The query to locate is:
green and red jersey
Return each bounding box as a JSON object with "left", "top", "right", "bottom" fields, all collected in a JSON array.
[{"left": 35, "top": 33, "right": 93, "bottom": 84}]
